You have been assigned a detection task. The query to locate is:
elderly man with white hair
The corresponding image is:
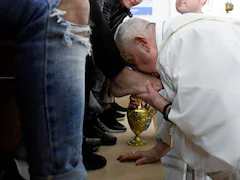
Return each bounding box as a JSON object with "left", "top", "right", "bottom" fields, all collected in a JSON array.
[
  {"left": 115, "top": 14, "right": 240, "bottom": 180},
  {"left": 128, "top": 1, "right": 209, "bottom": 179}
]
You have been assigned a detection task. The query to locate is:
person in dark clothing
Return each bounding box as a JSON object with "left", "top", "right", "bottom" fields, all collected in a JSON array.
[
  {"left": 101, "top": 0, "right": 142, "bottom": 35},
  {"left": 84, "top": 0, "right": 144, "bottom": 136},
  {"left": 83, "top": 0, "right": 157, "bottom": 170},
  {"left": 92, "top": 0, "right": 144, "bottom": 129},
  {"left": 101, "top": 0, "right": 143, "bottom": 99}
]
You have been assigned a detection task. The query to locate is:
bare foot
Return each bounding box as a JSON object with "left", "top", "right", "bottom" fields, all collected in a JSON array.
[{"left": 110, "top": 67, "right": 163, "bottom": 97}]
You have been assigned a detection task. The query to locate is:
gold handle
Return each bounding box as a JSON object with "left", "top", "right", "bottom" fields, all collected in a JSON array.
[{"left": 136, "top": 97, "right": 142, "bottom": 108}]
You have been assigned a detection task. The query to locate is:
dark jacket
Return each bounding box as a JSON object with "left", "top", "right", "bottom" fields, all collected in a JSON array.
[
  {"left": 101, "top": 0, "right": 133, "bottom": 35},
  {"left": 90, "top": 0, "right": 126, "bottom": 78}
]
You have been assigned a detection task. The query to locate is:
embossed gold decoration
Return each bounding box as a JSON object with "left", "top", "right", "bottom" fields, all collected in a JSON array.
[
  {"left": 127, "top": 98, "right": 156, "bottom": 146},
  {"left": 226, "top": 2, "right": 234, "bottom": 13}
]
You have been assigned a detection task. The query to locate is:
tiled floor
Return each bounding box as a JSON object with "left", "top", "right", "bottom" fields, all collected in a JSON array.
[{"left": 87, "top": 96, "right": 164, "bottom": 180}]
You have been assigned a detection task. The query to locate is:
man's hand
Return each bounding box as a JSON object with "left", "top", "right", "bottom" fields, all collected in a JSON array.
[
  {"left": 117, "top": 140, "right": 170, "bottom": 165},
  {"left": 110, "top": 67, "right": 163, "bottom": 97},
  {"left": 128, "top": 95, "right": 146, "bottom": 109},
  {"left": 136, "top": 81, "right": 169, "bottom": 112}
]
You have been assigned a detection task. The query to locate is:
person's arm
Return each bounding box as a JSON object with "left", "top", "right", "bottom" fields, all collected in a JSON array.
[
  {"left": 135, "top": 81, "right": 171, "bottom": 115},
  {"left": 135, "top": 81, "right": 174, "bottom": 145},
  {"left": 101, "top": 0, "right": 112, "bottom": 23}
]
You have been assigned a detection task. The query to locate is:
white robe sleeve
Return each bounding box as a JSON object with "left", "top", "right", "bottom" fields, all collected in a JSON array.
[
  {"left": 156, "top": 116, "right": 172, "bottom": 145},
  {"left": 155, "top": 89, "right": 173, "bottom": 146}
]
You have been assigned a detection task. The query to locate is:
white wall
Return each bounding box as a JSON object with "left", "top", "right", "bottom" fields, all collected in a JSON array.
[
  {"left": 152, "top": 0, "right": 172, "bottom": 22},
  {"left": 169, "top": 0, "right": 181, "bottom": 18},
  {"left": 133, "top": 0, "right": 171, "bottom": 22},
  {"left": 205, "top": 0, "right": 240, "bottom": 18},
  {"left": 132, "top": 0, "right": 240, "bottom": 23}
]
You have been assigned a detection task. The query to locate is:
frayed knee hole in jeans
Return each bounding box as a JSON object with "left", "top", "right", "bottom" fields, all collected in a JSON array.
[{"left": 49, "top": 8, "right": 92, "bottom": 55}]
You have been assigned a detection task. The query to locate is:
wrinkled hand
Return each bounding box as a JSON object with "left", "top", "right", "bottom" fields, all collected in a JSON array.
[
  {"left": 110, "top": 67, "right": 163, "bottom": 97},
  {"left": 128, "top": 95, "right": 147, "bottom": 109},
  {"left": 136, "top": 81, "right": 168, "bottom": 111},
  {"left": 117, "top": 140, "right": 170, "bottom": 166},
  {"left": 117, "top": 148, "right": 161, "bottom": 166}
]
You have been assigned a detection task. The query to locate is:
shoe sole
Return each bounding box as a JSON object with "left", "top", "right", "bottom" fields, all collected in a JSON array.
[
  {"left": 116, "top": 117, "right": 125, "bottom": 121},
  {"left": 101, "top": 140, "right": 117, "bottom": 146},
  {"left": 116, "top": 110, "right": 127, "bottom": 114},
  {"left": 111, "top": 103, "right": 128, "bottom": 113},
  {"left": 98, "top": 121, "right": 126, "bottom": 133}
]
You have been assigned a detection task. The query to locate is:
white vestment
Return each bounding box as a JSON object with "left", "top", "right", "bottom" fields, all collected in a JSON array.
[{"left": 155, "top": 13, "right": 240, "bottom": 180}]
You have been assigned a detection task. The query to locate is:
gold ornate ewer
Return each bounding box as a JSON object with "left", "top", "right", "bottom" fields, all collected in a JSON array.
[{"left": 127, "top": 98, "right": 156, "bottom": 146}]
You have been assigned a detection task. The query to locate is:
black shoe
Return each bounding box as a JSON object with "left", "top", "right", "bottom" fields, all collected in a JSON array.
[
  {"left": 87, "top": 126, "right": 117, "bottom": 146},
  {"left": 110, "top": 107, "right": 125, "bottom": 121},
  {"left": 99, "top": 109, "right": 126, "bottom": 133},
  {"left": 0, "top": 160, "right": 26, "bottom": 180},
  {"left": 85, "top": 137, "right": 101, "bottom": 146},
  {"left": 83, "top": 152, "right": 107, "bottom": 170},
  {"left": 83, "top": 137, "right": 102, "bottom": 152},
  {"left": 111, "top": 102, "right": 127, "bottom": 113},
  {"left": 15, "top": 141, "right": 27, "bottom": 161}
]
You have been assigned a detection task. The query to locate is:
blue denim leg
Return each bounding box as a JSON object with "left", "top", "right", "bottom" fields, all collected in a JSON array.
[{"left": 1, "top": 0, "right": 91, "bottom": 179}]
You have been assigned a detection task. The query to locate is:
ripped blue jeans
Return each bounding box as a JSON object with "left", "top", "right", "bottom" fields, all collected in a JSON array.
[{"left": 0, "top": 0, "right": 91, "bottom": 179}]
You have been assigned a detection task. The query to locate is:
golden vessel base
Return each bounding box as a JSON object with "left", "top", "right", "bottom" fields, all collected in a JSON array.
[{"left": 128, "top": 139, "right": 146, "bottom": 146}]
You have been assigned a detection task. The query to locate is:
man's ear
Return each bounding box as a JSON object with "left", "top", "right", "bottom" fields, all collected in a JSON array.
[{"left": 135, "top": 36, "right": 150, "bottom": 52}]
